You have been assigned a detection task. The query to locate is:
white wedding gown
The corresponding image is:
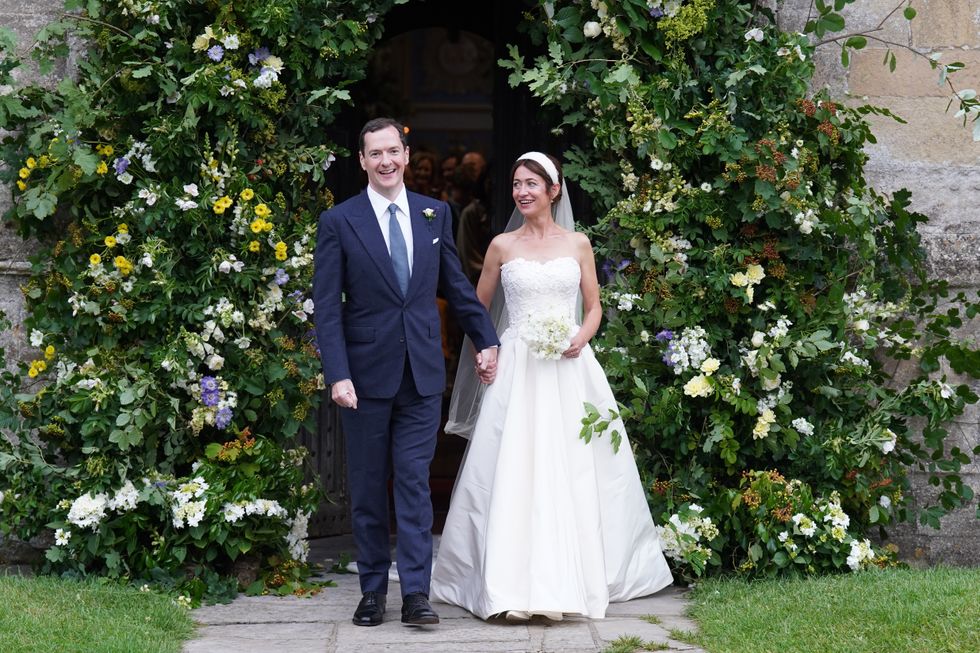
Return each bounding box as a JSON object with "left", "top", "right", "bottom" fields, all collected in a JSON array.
[{"left": 431, "top": 256, "right": 673, "bottom": 620}]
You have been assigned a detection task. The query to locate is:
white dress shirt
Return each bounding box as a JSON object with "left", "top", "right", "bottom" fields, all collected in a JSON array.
[{"left": 366, "top": 185, "right": 414, "bottom": 274}]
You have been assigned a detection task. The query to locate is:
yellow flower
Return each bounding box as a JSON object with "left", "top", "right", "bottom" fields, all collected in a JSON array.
[
  {"left": 213, "top": 196, "right": 233, "bottom": 214},
  {"left": 26, "top": 157, "right": 37, "bottom": 169},
  {"left": 39, "top": 155, "right": 51, "bottom": 167},
  {"left": 275, "top": 250, "right": 288, "bottom": 261},
  {"left": 248, "top": 240, "right": 260, "bottom": 252},
  {"left": 746, "top": 264, "right": 766, "bottom": 284},
  {"left": 16, "top": 180, "right": 27, "bottom": 191},
  {"left": 114, "top": 255, "right": 133, "bottom": 276},
  {"left": 90, "top": 253, "right": 102, "bottom": 266},
  {"left": 729, "top": 272, "right": 749, "bottom": 287},
  {"left": 102, "top": 145, "right": 114, "bottom": 157},
  {"left": 700, "top": 358, "right": 720, "bottom": 375},
  {"left": 192, "top": 33, "right": 211, "bottom": 51},
  {"left": 96, "top": 161, "right": 109, "bottom": 175},
  {"left": 105, "top": 235, "right": 117, "bottom": 248},
  {"left": 44, "top": 345, "right": 56, "bottom": 360},
  {"left": 250, "top": 219, "right": 265, "bottom": 234},
  {"left": 254, "top": 203, "right": 271, "bottom": 218},
  {"left": 683, "top": 375, "right": 713, "bottom": 398},
  {"left": 117, "top": 223, "right": 128, "bottom": 233},
  {"left": 35, "top": 360, "right": 47, "bottom": 373},
  {"left": 275, "top": 241, "right": 287, "bottom": 251},
  {"left": 18, "top": 167, "right": 30, "bottom": 179},
  {"left": 261, "top": 220, "right": 273, "bottom": 233},
  {"left": 240, "top": 188, "right": 254, "bottom": 201},
  {"left": 28, "top": 365, "right": 39, "bottom": 378}
]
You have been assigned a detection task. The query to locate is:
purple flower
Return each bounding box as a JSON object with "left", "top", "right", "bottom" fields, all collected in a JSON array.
[
  {"left": 655, "top": 329, "right": 674, "bottom": 342},
  {"left": 207, "top": 45, "right": 224, "bottom": 62},
  {"left": 650, "top": 8, "right": 665, "bottom": 18},
  {"left": 274, "top": 268, "right": 290, "bottom": 286},
  {"left": 200, "top": 376, "right": 218, "bottom": 392},
  {"left": 249, "top": 47, "right": 270, "bottom": 65},
  {"left": 215, "top": 406, "right": 233, "bottom": 429},
  {"left": 289, "top": 289, "right": 304, "bottom": 301},
  {"left": 202, "top": 390, "right": 220, "bottom": 407},
  {"left": 114, "top": 157, "right": 130, "bottom": 175}
]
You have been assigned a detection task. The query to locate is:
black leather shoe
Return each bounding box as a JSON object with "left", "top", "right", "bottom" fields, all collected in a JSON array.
[
  {"left": 353, "top": 591, "right": 386, "bottom": 627},
  {"left": 401, "top": 592, "right": 439, "bottom": 625}
]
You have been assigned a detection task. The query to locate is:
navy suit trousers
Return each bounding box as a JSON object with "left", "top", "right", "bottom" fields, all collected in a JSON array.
[{"left": 340, "top": 359, "right": 442, "bottom": 597}]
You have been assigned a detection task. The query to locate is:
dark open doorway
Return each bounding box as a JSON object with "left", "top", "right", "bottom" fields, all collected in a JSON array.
[{"left": 308, "top": 0, "right": 587, "bottom": 536}]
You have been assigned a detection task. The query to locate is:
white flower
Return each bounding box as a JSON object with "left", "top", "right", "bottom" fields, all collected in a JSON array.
[
  {"left": 583, "top": 21, "right": 602, "bottom": 38},
  {"left": 791, "top": 417, "right": 814, "bottom": 436},
  {"left": 650, "top": 157, "right": 664, "bottom": 171},
  {"left": 183, "top": 183, "right": 199, "bottom": 196},
  {"left": 880, "top": 428, "right": 897, "bottom": 454},
  {"left": 118, "top": 172, "right": 133, "bottom": 185},
  {"left": 67, "top": 493, "right": 109, "bottom": 529},
  {"left": 206, "top": 354, "right": 225, "bottom": 371},
  {"left": 140, "top": 253, "right": 153, "bottom": 268},
  {"left": 750, "top": 331, "right": 766, "bottom": 348},
  {"left": 519, "top": 310, "right": 574, "bottom": 360},
  {"left": 107, "top": 480, "right": 140, "bottom": 512},
  {"left": 639, "top": 330, "right": 650, "bottom": 343},
  {"left": 222, "top": 502, "right": 246, "bottom": 523},
  {"left": 285, "top": 511, "right": 310, "bottom": 562},
  {"left": 322, "top": 152, "right": 337, "bottom": 171},
  {"left": 700, "top": 182, "right": 712, "bottom": 192},
  {"left": 218, "top": 260, "right": 232, "bottom": 274},
  {"left": 792, "top": 513, "right": 817, "bottom": 537},
  {"left": 172, "top": 500, "right": 206, "bottom": 529},
  {"left": 778, "top": 530, "right": 789, "bottom": 542},
  {"left": 234, "top": 336, "right": 252, "bottom": 350},
  {"left": 55, "top": 528, "right": 71, "bottom": 546},
  {"left": 222, "top": 34, "right": 240, "bottom": 50},
  {"left": 761, "top": 373, "right": 781, "bottom": 391},
  {"left": 176, "top": 198, "right": 198, "bottom": 211},
  {"left": 744, "top": 28, "right": 764, "bottom": 42},
  {"left": 879, "top": 495, "right": 891, "bottom": 509},
  {"left": 846, "top": 539, "right": 875, "bottom": 571},
  {"left": 853, "top": 319, "right": 869, "bottom": 332},
  {"left": 30, "top": 329, "right": 44, "bottom": 347}
]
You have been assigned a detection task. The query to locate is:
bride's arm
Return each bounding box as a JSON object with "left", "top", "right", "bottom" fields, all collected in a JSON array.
[
  {"left": 475, "top": 237, "right": 505, "bottom": 310},
  {"left": 565, "top": 234, "right": 602, "bottom": 358}
]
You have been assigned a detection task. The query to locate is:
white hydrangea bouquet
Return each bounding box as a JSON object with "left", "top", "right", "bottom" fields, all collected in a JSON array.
[{"left": 519, "top": 309, "right": 574, "bottom": 360}]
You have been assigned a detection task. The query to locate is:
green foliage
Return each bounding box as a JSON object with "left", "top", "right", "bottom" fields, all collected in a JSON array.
[
  {"left": 508, "top": 0, "right": 980, "bottom": 577},
  {"left": 0, "top": 0, "right": 396, "bottom": 595}
]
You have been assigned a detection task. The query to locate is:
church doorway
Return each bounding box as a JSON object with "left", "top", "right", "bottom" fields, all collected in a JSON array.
[{"left": 309, "top": 0, "right": 574, "bottom": 536}]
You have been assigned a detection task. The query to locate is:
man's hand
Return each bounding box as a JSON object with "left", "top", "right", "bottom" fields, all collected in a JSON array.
[
  {"left": 476, "top": 347, "right": 497, "bottom": 384},
  {"left": 331, "top": 379, "right": 358, "bottom": 409}
]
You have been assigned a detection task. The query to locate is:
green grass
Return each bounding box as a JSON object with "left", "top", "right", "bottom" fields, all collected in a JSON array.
[
  {"left": 688, "top": 567, "right": 980, "bottom": 653},
  {"left": 602, "top": 635, "right": 669, "bottom": 652},
  {"left": 0, "top": 574, "right": 194, "bottom": 653}
]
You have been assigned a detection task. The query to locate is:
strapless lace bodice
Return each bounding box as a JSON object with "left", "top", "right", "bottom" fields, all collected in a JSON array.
[{"left": 500, "top": 256, "right": 580, "bottom": 336}]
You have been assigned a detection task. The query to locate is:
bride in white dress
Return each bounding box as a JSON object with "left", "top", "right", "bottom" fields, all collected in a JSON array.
[{"left": 431, "top": 152, "right": 673, "bottom": 621}]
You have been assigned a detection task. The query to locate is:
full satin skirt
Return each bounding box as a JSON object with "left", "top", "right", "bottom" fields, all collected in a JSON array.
[{"left": 431, "top": 336, "right": 673, "bottom": 620}]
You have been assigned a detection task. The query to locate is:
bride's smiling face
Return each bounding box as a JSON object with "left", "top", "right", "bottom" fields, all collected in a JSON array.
[{"left": 512, "top": 165, "right": 557, "bottom": 218}]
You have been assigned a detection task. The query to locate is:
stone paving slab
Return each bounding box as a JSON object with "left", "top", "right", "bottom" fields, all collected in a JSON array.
[{"left": 185, "top": 537, "right": 707, "bottom": 653}]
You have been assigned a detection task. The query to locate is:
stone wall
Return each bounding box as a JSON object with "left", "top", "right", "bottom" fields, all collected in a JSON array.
[
  {"left": 780, "top": 0, "right": 980, "bottom": 565},
  {"left": 1, "top": 0, "right": 977, "bottom": 565}
]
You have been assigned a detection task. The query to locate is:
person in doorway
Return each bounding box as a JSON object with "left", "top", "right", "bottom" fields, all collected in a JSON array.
[
  {"left": 433, "top": 152, "right": 674, "bottom": 621},
  {"left": 313, "top": 117, "right": 500, "bottom": 628}
]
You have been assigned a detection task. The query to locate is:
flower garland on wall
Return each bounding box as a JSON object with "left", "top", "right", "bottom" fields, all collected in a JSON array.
[
  {"left": 508, "top": 0, "right": 980, "bottom": 579},
  {"left": 0, "top": 0, "right": 400, "bottom": 603}
]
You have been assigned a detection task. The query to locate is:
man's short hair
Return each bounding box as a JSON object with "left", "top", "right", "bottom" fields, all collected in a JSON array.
[{"left": 359, "top": 117, "right": 408, "bottom": 152}]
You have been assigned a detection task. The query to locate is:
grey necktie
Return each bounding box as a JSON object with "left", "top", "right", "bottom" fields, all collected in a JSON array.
[{"left": 387, "top": 203, "right": 410, "bottom": 295}]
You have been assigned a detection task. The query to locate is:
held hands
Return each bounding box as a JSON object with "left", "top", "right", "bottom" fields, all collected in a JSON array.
[
  {"left": 476, "top": 347, "right": 498, "bottom": 384},
  {"left": 331, "top": 379, "right": 358, "bottom": 410}
]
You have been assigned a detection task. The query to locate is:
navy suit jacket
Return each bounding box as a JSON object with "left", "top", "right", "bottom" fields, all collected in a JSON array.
[{"left": 313, "top": 189, "right": 499, "bottom": 399}]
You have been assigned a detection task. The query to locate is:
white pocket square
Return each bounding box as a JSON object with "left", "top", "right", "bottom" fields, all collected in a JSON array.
[{"left": 432, "top": 237, "right": 440, "bottom": 244}]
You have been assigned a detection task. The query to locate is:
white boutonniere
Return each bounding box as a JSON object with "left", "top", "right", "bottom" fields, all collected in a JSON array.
[{"left": 422, "top": 208, "right": 436, "bottom": 222}]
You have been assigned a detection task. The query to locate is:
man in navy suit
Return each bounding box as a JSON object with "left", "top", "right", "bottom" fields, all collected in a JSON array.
[{"left": 313, "top": 118, "right": 499, "bottom": 627}]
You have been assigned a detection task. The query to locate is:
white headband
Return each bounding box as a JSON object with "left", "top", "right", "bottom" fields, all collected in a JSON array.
[{"left": 517, "top": 151, "right": 559, "bottom": 186}]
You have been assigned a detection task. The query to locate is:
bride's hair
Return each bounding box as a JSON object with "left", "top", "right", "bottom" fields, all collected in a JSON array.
[{"left": 511, "top": 153, "right": 563, "bottom": 202}]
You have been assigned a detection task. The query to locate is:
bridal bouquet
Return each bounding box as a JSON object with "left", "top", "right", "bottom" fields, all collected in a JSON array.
[{"left": 519, "top": 311, "right": 574, "bottom": 360}]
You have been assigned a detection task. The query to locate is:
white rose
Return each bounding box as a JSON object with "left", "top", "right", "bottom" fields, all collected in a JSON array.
[
  {"left": 744, "top": 28, "right": 764, "bottom": 42},
  {"left": 751, "top": 331, "right": 766, "bottom": 348},
  {"left": 853, "top": 319, "right": 869, "bottom": 332},
  {"left": 206, "top": 354, "right": 225, "bottom": 371},
  {"left": 583, "top": 21, "right": 602, "bottom": 38}
]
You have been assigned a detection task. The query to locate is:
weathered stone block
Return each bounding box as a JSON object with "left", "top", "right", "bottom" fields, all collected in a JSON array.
[
  {"left": 850, "top": 96, "right": 979, "bottom": 165},
  {"left": 778, "top": 0, "right": 911, "bottom": 44},
  {"left": 0, "top": 0, "right": 62, "bottom": 13},
  {"left": 849, "top": 48, "right": 980, "bottom": 98},
  {"left": 863, "top": 160, "right": 980, "bottom": 232},
  {"left": 910, "top": 0, "right": 980, "bottom": 49},
  {"left": 921, "top": 233, "right": 980, "bottom": 287},
  {"left": 0, "top": 271, "right": 29, "bottom": 369}
]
